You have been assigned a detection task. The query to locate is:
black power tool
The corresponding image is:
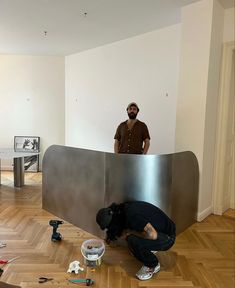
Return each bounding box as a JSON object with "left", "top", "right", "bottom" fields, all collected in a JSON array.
[{"left": 49, "top": 220, "right": 64, "bottom": 241}]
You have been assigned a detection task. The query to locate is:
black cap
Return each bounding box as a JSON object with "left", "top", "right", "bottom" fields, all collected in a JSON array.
[{"left": 96, "top": 208, "right": 113, "bottom": 230}]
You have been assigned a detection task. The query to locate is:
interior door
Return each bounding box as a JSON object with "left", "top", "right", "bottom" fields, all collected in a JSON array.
[{"left": 223, "top": 51, "right": 235, "bottom": 209}]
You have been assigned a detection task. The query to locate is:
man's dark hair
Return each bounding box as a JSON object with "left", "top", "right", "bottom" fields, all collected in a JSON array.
[
  {"left": 96, "top": 207, "right": 113, "bottom": 230},
  {"left": 105, "top": 203, "right": 125, "bottom": 242}
]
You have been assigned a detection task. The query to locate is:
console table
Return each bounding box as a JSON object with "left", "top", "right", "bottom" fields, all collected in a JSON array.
[{"left": 0, "top": 148, "right": 40, "bottom": 187}]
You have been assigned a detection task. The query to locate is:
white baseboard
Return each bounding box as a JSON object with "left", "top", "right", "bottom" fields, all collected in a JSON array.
[
  {"left": 213, "top": 194, "right": 233, "bottom": 215},
  {"left": 197, "top": 206, "right": 213, "bottom": 222},
  {"left": 213, "top": 205, "right": 223, "bottom": 215}
]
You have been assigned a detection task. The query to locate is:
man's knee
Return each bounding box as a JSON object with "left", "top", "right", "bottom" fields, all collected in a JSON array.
[{"left": 127, "top": 235, "right": 141, "bottom": 249}]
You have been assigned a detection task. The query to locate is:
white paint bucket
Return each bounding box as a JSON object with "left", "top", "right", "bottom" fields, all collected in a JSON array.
[{"left": 81, "top": 239, "right": 105, "bottom": 267}]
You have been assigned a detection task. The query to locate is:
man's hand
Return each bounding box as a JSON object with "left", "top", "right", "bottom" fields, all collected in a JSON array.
[
  {"left": 105, "top": 237, "right": 111, "bottom": 245},
  {"left": 143, "top": 138, "right": 150, "bottom": 154},
  {"left": 121, "top": 229, "right": 131, "bottom": 240},
  {"left": 114, "top": 139, "right": 120, "bottom": 153}
]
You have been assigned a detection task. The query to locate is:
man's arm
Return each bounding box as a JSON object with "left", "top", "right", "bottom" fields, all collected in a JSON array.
[
  {"left": 122, "top": 222, "right": 157, "bottom": 240},
  {"left": 143, "top": 138, "right": 150, "bottom": 154},
  {"left": 143, "top": 222, "right": 157, "bottom": 239},
  {"left": 114, "top": 139, "right": 120, "bottom": 153}
]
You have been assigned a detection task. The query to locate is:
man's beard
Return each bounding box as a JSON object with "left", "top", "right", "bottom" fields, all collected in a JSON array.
[{"left": 128, "top": 112, "right": 137, "bottom": 119}]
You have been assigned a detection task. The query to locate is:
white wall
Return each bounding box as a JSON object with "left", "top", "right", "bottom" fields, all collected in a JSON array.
[
  {"left": 0, "top": 55, "right": 65, "bottom": 169},
  {"left": 65, "top": 24, "right": 181, "bottom": 155},
  {"left": 223, "top": 7, "right": 235, "bottom": 42},
  {"left": 175, "top": 0, "right": 212, "bottom": 162},
  {"left": 175, "top": 0, "right": 224, "bottom": 221}
]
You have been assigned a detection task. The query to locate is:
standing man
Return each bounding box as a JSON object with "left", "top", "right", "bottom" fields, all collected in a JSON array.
[
  {"left": 114, "top": 102, "right": 150, "bottom": 154},
  {"left": 96, "top": 201, "right": 176, "bottom": 280}
]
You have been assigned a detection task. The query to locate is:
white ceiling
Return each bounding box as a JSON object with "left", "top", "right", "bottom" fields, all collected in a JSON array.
[{"left": 0, "top": 0, "right": 234, "bottom": 56}]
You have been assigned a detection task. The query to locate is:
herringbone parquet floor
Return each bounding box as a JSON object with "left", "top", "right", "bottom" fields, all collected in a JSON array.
[{"left": 0, "top": 172, "right": 234, "bottom": 288}]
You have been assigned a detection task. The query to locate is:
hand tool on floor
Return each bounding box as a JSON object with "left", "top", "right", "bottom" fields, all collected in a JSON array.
[
  {"left": 0, "top": 256, "right": 20, "bottom": 277},
  {"left": 38, "top": 277, "right": 53, "bottom": 283},
  {"left": 68, "top": 278, "right": 94, "bottom": 286},
  {"left": 49, "top": 219, "right": 64, "bottom": 241},
  {"left": 0, "top": 256, "right": 20, "bottom": 265}
]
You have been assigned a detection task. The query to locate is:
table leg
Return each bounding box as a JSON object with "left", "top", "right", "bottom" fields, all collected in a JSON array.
[{"left": 14, "top": 157, "right": 24, "bottom": 187}]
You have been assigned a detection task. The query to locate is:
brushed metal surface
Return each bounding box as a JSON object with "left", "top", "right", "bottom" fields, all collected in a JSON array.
[
  {"left": 42, "top": 145, "right": 199, "bottom": 237},
  {"left": 105, "top": 153, "right": 172, "bottom": 215},
  {"left": 42, "top": 145, "right": 105, "bottom": 237}
]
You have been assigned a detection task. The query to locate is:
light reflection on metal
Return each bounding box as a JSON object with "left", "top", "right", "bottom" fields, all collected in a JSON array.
[{"left": 42, "top": 145, "right": 199, "bottom": 238}]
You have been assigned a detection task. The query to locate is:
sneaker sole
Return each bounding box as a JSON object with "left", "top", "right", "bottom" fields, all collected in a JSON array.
[{"left": 136, "top": 265, "right": 160, "bottom": 281}]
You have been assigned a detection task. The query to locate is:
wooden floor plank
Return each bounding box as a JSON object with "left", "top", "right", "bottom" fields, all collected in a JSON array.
[{"left": 0, "top": 171, "right": 234, "bottom": 287}]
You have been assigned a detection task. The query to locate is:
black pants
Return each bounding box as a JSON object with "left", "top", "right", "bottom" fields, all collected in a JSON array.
[{"left": 127, "top": 232, "right": 175, "bottom": 268}]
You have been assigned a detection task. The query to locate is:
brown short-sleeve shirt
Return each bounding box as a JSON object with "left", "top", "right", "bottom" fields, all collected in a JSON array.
[{"left": 114, "top": 120, "right": 150, "bottom": 154}]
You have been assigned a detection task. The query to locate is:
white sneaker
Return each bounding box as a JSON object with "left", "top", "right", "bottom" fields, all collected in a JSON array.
[{"left": 136, "top": 263, "right": 160, "bottom": 280}]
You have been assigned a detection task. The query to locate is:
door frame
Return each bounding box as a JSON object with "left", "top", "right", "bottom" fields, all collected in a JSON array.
[{"left": 213, "top": 41, "right": 235, "bottom": 215}]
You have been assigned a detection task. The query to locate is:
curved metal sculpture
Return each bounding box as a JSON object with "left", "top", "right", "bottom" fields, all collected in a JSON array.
[{"left": 42, "top": 145, "right": 199, "bottom": 238}]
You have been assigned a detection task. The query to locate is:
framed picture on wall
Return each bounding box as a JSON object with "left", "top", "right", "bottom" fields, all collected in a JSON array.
[
  {"left": 14, "top": 136, "right": 40, "bottom": 153},
  {"left": 14, "top": 136, "right": 40, "bottom": 172}
]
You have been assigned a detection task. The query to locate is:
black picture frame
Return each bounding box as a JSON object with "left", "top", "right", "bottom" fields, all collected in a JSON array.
[
  {"left": 14, "top": 136, "right": 40, "bottom": 153},
  {"left": 14, "top": 136, "right": 40, "bottom": 172}
]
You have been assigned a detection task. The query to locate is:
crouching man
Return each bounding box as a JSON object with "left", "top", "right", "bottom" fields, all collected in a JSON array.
[{"left": 96, "top": 201, "right": 176, "bottom": 280}]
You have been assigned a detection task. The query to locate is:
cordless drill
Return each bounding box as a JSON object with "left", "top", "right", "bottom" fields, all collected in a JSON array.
[{"left": 49, "top": 220, "right": 64, "bottom": 242}]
